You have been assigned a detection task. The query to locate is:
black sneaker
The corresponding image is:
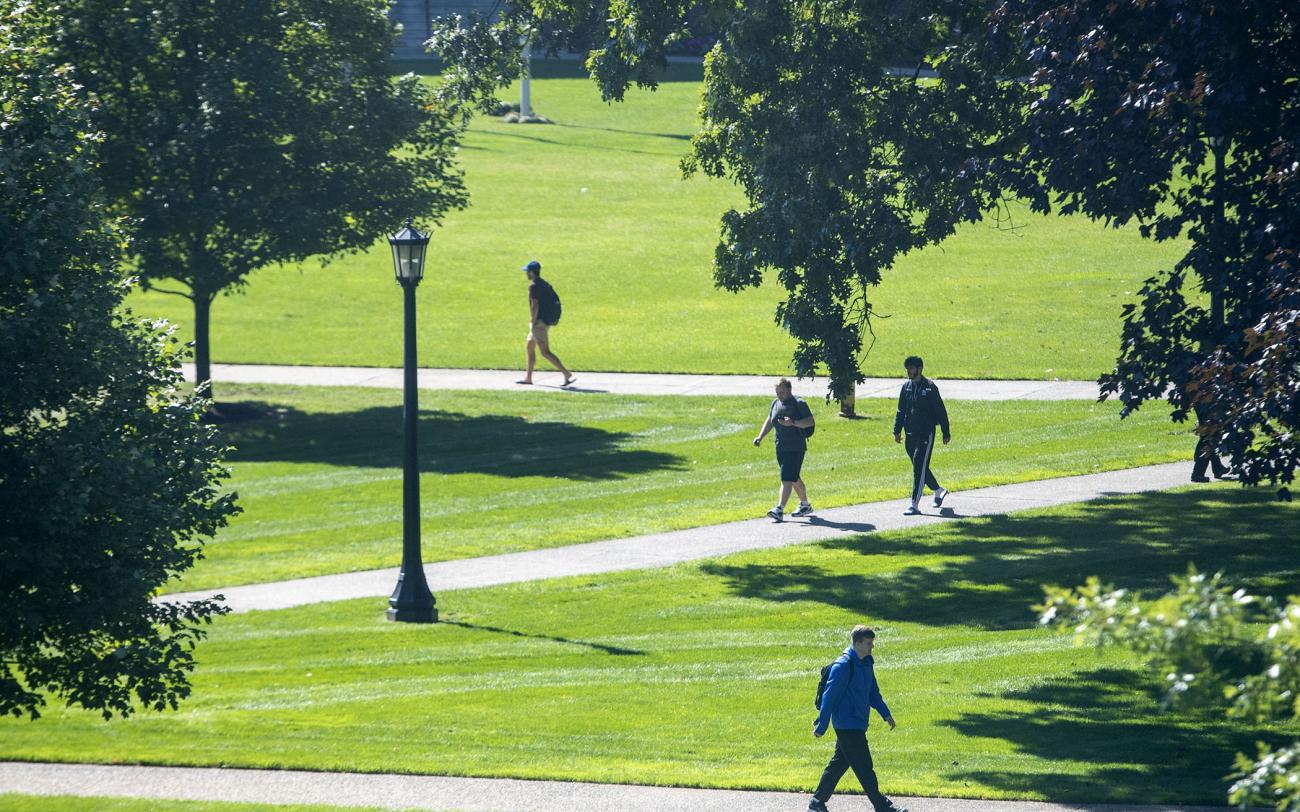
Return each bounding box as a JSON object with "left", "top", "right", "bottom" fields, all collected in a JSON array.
[{"left": 808, "top": 799, "right": 830, "bottom": 812}]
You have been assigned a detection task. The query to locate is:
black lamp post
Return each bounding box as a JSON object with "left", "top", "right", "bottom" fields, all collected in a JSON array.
[{"left": 387, "top": 220, "right": 437, "bottom": 623}]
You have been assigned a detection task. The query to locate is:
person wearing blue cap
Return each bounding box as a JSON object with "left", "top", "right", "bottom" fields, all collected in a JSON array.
[{"left": 517, "top": 260, "right": 574, "bottom": 386}]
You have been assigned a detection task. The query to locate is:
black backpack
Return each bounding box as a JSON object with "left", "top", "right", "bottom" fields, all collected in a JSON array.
[
  {"left": 814, "top": 654, "right": 853, "bottom": 709},
  {"left": 534, "top": 278, "right": 562, "bottom": 326}
]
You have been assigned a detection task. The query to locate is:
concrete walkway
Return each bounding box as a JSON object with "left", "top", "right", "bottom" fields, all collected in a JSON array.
[
  {"left": 0, "top": 762, "right": 1228, "bottom": 812},
  {"left": 188, "top": 362, "right": 1101, "bottom": 400},
  {"left": 163, "top": 462, "right": 1191, "bottom": 612}
]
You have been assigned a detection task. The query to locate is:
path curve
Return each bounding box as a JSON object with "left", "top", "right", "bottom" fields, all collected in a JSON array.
[{"left": 162, "top": 462, "right": 1192, "bottom": 612}]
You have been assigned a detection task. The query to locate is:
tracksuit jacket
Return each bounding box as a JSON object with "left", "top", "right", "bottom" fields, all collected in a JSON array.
[
  {"left": 814, "top": 647, "right": 892, "bottom": 735},
  {"left": 893, "top": 376, "right": 950, "bottom": 437}
]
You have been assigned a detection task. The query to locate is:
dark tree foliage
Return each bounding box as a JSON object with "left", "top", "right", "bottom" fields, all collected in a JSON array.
[
  {"left": 995, "top": 1, "right": 1299, "bottom": 495},
  {"left": 53, "top": 0, "right": 469, "bottom": 397},
  {"left": 0, "top": 2, "right": 239, "bottom": 720}
]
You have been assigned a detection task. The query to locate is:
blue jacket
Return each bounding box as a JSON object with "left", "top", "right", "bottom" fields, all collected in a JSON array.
[{"left": 814, "top": 647, "right": 891, "bottom": 735}]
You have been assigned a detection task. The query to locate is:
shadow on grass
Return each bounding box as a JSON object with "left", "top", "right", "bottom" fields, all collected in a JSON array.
[
  {"left": 553, "top": 122, "right": 692, "bottom": 142},
  {"left": 938, "top": 667, "right": 1287, "bottom": 804},
  {"left": 701, "top": 488, "right": 1300, "bottom": 629},
  {"left": 473, "top": 128, "right": 685, "bottom": 159},
  {"left": 442, "top": 620, "right": 644, "bottom": 657},
  {"left": 221, "top": 402, "right": 684, "bottom": 481}
]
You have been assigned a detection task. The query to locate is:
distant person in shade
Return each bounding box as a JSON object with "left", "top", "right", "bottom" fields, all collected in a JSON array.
[
  {"left": 515, "top": 260, "right": 574, "bottom": 387},
  {"left": 1190, "top": 400, "right": 1231, "bottom": 482},
  {"left": 809, "top": 625, "right": 907, "bottom": 812}
]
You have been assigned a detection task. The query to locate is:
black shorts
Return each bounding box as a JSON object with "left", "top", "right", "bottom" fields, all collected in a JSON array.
[{"left": 776, "top": 448, "right": 805, "bottom": 482}]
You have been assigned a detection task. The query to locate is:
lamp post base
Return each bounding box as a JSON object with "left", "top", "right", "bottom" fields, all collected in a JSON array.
[
  {"left": 387, "top": 605, "right": 437, "bottom": 623},
  {"left": 387, "top": 569, "right": 437, "bottom": 623}
]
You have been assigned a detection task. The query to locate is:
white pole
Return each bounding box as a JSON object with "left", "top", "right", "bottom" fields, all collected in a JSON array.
[{"left": 520, "top": 39, "right": 533, "bottom": 118}]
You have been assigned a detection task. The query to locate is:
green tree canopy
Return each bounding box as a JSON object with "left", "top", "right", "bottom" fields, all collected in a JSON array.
[
  {"left": 0, "top": 2, "right": 239, "bottom": 720},
  {"left": 54, "top": 0, "right": 469, "bottom": 397}
]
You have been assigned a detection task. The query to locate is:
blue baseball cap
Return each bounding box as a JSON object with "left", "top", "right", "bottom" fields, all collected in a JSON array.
[{"left": 522, "top": 260, "right": 541, "bottom": 273}]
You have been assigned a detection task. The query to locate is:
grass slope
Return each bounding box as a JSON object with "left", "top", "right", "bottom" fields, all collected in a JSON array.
[
  {"left": 127, "top": 61, "right": 1187, "bottom": 380},
  {"left": 176, "top": 383, "right": 1192, "bottom": 591},
  {"left": 3, "top": 488, "right": 1294, "bottom": 805}
]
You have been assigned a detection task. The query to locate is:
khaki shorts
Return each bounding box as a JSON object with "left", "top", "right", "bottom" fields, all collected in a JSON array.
[{"left": 527, "top": 321, "right": 550, "bottom": 346}]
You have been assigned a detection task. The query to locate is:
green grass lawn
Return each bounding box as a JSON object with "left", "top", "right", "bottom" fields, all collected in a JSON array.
[
  {"left": 175, "top": 383, "right": 1193, "bottom": 591},
  {"left": 127, "top": 61, "right": 1187, "bottom": 381},
  {"left": 4, "top": 487, "right": 1294, "bottom": 805}
]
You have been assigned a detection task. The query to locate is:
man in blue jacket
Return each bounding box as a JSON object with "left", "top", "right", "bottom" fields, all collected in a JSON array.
[
  {"left": 893, "top": 355, "right": 951, "bottom": 516},
  {"left": 809, "top": 625, "right": 906, "bottom": 812}
]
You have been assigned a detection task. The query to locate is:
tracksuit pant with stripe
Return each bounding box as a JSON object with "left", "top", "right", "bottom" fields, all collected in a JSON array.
[{"left": 905, "top": 427, "right": 941, "bottom": 505}]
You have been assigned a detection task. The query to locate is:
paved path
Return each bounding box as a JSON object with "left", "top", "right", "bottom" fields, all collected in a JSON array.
[
  {"left": 163, "top": 462, "right": 1191, "bottom": 612},
  {"left": 188, "top": 362, "right": 1101, "bottom": 400},
  {"left": 0, "top": 762, "right": 1227, "bottom": 811}
]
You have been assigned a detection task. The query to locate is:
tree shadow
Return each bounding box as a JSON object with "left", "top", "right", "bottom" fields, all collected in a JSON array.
[
  {"left": 474, "top": 128, "right": 685, "bottom": 158},
  {"left": 220, "top": 402, "right": 684, "bottom": 481},
  {"left": 700, "top": 489, "right": 1300, "bottom": 629},
  {"left": 441, "top": 620, "right": 643, "bottom": 656},
  {"left": 553, "top": 123, "right": 692, "bottom": 142},
  {"left": 937, "top": 667, "right": 1288, "bottom": 804}
]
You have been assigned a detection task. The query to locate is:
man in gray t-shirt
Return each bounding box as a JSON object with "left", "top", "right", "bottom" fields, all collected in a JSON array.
[{"left": 752, "top": 378, "right": 816, "bottom": 521}]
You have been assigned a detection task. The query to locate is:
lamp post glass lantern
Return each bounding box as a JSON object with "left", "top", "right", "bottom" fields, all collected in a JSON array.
[
  {"left": 390, "top": 220, "right": 428, "bottom": 285},
  {"left": 387, "top": 219, "right": 436, "bottom": 623}
]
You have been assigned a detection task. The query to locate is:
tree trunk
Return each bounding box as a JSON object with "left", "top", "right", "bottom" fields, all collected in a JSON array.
[
  {"left": 1210, "top": 143, "right": 1227, "bottom": 336},
  {"left": 193, "top": 292, "right": 214, "bottom": 401}
]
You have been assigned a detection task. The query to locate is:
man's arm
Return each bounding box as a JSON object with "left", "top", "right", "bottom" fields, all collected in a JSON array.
[
  {"left": 529, "top": 293, "right": 539, "bottom": 325},
  {"left": 869, "top": 681, "right": 895, "bottom": 729},
  {"left": 814, "top": 660, "right": 849, "bottom": 736},
  {"left": 892, "top": 384, "right": 907, "bottom": 440},
  {"left": 780, "top": 400, "right": 815, "bottom": 429},
  {"left": 753, "top": 402, "right": 776, "bottom": 446},
  {"left": 934, "top": 385, "right": 950, "bottom": 442}
]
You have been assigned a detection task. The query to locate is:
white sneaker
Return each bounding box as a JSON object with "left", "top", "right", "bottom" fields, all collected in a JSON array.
[
  {"left": 932, "top": 487, "right": 949, "bottom": 508},
  {"left": 767, "top": 506, "right": 784, "bottom": 522},
  {"left": 904, "top": 504, "right": 922, "bottom": 516},
  {"left": 792, "top": 502, "right": 815, "bottom": 517}
]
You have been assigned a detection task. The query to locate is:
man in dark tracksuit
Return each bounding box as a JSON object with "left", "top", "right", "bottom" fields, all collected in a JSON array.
[
  {"left": 893, "top": 355, "right": 950, "bottom": 515},
  {"left": 809, "top": 625, "right": 906, "bottom": 812}
]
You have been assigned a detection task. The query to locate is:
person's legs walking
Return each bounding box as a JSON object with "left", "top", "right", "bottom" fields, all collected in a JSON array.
[
  {"left": 904, "top": 429, "right": 934, "bottom": 510},
  {"left": 837, "top": 730, "right": 892, "bottom": 811},
  {"left": 521, "top": 335, "right": 537, "bottom": 383},
  {"left": 778, "top": 480, "right": 794, "bottom": 508},
  {"left": 534, "top": 329, "right": 572, "bottom": 380},
  {"left": 811, "top": 732, "right": 852, "bottom": 805},
  {"left": 813, "top": 729, "right": 893, "bottom": 810}
]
